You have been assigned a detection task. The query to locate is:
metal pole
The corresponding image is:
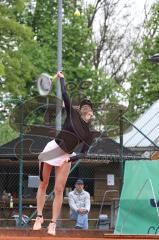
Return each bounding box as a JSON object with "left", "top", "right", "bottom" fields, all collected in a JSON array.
[
  {"left": 56, "top": 0, "right": 62, "bottom": 131},
  {"left": 119, "top": 111, "right": 124, "bottom": 195},
  {"left": 18, "top": 101, "right": 24, "bottom": 226}
]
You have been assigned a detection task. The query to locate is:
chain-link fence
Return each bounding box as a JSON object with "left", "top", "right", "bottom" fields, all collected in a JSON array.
[{"left": 0, "top": 97, "right": 157, "bottom": 230}]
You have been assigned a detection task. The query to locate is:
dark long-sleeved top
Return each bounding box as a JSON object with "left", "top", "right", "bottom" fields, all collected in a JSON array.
[{"left": 55, "top": 78, "right": 93, "bottom": 154}]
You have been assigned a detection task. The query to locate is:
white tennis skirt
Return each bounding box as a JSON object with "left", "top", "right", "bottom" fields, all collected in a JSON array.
[{"left": 38, "top": 139, "right": 76, "bottom": 166}]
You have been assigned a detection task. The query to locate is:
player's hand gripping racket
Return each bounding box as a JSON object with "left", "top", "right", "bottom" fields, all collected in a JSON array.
[
  {"left": 37, "top": 73, "right": 57, "bottom": 96},
  {"left": 37, "top": 72, "right": 64, "bottom": 96}
]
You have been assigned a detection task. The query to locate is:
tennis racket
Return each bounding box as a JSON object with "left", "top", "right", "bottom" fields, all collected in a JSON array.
[{"left": 37, "top": 73, "right": 56, "bottom": 96}]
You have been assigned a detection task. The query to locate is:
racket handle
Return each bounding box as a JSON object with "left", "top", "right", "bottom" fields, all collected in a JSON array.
[{"left": 68, "top": 155, "right": 80, "bottom": 162}]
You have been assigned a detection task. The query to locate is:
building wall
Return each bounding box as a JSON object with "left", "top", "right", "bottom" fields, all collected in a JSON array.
[
  {"left": 151, "top": 151, "right": 159, "bottom": 160},
  {"left": 94, "top": 163, "right": 120, "bottom": 202},
  {"left": 0, "top": 159, "right": 121, "bottom": 228}
]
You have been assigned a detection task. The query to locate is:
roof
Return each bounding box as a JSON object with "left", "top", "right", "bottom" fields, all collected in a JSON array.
[
  {"left": 88, "top": 138, "right": 132, "bottom": 155},
  {"left": 0, "top": 134, "right": 52, "bottom": 160},
  {"left": 0, "top": 133, "right": 133, "bottom": 161},
  {"left": 121, "top": 99, "right": 159, "bottom": 147}
]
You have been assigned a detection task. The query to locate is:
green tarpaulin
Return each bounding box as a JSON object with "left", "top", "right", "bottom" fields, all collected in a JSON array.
[{"left": 115, "top": 160, "right": 159, "bottom": 235}]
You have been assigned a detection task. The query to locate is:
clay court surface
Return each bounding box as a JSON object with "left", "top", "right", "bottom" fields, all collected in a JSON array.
[
  {"left": 2, "top": 237, "right": 159, "bottom": 240},
  {"left": 0, "top": 228, "right": 159, "bottom": 240}
]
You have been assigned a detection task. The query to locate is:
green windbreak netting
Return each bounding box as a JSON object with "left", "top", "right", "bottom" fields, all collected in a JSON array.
[{"left": 115, "top": 160, "right": 159, "bottom": 235}]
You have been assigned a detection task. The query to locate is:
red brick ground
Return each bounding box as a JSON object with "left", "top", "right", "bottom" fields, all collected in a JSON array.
[{"left": 0, "top": 228, "right": 159, "bottom": 239}]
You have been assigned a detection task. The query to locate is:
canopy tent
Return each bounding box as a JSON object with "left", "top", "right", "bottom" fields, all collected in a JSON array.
[{"left": 115, "top": 160, "right": 159, "bottom": 235}]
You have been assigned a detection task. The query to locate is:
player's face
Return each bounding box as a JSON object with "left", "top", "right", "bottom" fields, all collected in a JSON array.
[{"left": 80, "top": 105, "right": 93, "bottom": 123}]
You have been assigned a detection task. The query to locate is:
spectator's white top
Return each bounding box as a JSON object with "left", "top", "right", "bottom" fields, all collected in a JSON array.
[{"left": 68, "top": 189, "right": 91, "bottom": 213}]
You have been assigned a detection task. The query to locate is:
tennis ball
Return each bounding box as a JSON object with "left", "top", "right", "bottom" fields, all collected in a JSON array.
[{"left": 74, "top": 9, "right": 80, "bottom": 17}]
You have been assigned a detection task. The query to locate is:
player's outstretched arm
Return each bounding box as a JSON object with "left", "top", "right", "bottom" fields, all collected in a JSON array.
[{"left": 55, "top": 71, "right": 71, "bottom": 112}]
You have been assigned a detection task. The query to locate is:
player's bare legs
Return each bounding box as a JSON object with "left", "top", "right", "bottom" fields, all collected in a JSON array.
[
  {"left": 47, "top": 161, "right": 71, "bottom": 235},
  {"left": 33, "top": 163, "right": 52, "bottom": 230}
]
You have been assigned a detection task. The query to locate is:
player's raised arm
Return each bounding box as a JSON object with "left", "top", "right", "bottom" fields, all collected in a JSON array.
[{"left": 55, "top": 71, "right": 71, "bottom": 112}]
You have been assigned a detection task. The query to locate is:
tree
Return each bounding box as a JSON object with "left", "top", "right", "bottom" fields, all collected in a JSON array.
[
  {"left": 25, "top": 0, "right": 120, "bottom": 105},
  {"left": 86, "top": 0, "right": 141, "bottom": 82},
  {"left": 0, "top": 120, "right": 18, "bottom": 145},
  {"left": 0, "top": 0, "right": 138, "bottom": 142},
  {"left": 0, "top": 0, "right": 52, "bottom": 126},
  {"left": 1, "top": 0, "right": 136, "bottom": 103},
  {"left": 127, "top": 2, "right": 159, "bottom": 120},
  {"left": 0, "top": 0, "right": 38, "bottom": 97}
]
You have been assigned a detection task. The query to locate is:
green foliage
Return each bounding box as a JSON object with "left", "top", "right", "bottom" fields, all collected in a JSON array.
[
  {"left": 127, "top": 2, "right": 159, "bottom": 120},
  {"left": 0, "top": 120, "right": 18, "bottom": 146},
  {"left": 0, "top": 0, "right": 127, "bottom": 144},
  {"left": 27, "top": 0, "right": 124, "bottom": 105},
  {"left": 0, "top": 0, "right": 38, "bottom": 98},
  {"left": 1, "top": 0, "right": 123, "bottom": 102},
  {"left": 0, "top": 61, "right": 5, "bottom": 75}
]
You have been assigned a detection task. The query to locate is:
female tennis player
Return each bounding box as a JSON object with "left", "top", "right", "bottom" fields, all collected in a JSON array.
[{"left": 33, "top": 71, "right": 94, "bottom": 235}]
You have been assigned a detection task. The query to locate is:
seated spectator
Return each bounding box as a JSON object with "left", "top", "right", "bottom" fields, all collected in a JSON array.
[{"left": 68, "top": 179, "right": 90, "bottom": 229}]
